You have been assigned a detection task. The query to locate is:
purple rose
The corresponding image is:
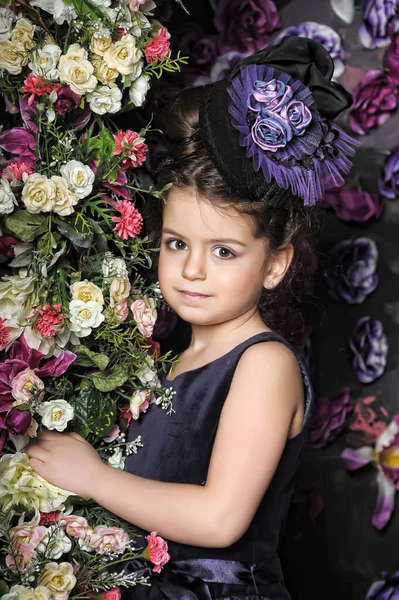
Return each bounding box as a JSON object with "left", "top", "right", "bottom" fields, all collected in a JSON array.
[
  {"left": 320, "top": 186, "right": 384, "bottom": 221},
  {"left": 359, "top": 0, "right": 399, "bottom": 49},
  {"left": 349, "top": 317, "right": 388, "bottom": 384},
  {"left": 383, "top": 33, "right": 399, "bottom": 84},
  {"left": 252, "top": 111, "right": 293, "bottom": 152},
  {"left": 6, "top": 406, "right": 31, "bottom": 436},
  {"left": 248, "top": 79, "right": 293, "bottom": 113},
  {"left": 281, "top": 100, "right": 312, "bottom": 136},
  {"left": 327, "top": 238, "right": 379, "bottom": 304},
  {"left": 274, "top": 21, "right": 345, "bottom": 79},
  {"left": 366, "top": 572, "right": 399, "bottom": 599},
  {"left": 174, "top": 23, "right": 220, "bottom": 69},
  {"left": 349, "top": 70, "right": 397, "bottom": 135},
  {"left": 54, "top": 86, "right": 81, "bottom": 116},
  {"left": 379, "top": 145, "right": 399, "bottom": 199},
  {"left": 215, "top": 0, "right": 281, "bottom": 53},
  {"left": 307, "top": 387, "right": 354, "bottom": 449}
]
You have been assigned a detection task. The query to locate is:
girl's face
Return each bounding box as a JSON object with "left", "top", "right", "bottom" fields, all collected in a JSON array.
[{"left": 158, "top": 186, "right": 272, "bottom": 328}]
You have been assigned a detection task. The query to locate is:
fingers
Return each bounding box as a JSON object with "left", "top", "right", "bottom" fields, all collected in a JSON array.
[
  {"left": 37, "top": 430, "right": 63, "bottom": 441},
  {"left": 66, "top": 432, "right": 89, "bottom": 444},
  {"left": 25, "top": 444, "right": 48, "bottom": 463}
]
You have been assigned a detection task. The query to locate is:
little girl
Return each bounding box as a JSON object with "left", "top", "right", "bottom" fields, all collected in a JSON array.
[{"left": 26, "top": 37, "right": 358, "bottom": 599}]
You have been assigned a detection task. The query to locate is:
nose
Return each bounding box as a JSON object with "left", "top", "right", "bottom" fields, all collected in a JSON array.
[{"left": 182, "top": 249, "right": 206, "bottom": 281}]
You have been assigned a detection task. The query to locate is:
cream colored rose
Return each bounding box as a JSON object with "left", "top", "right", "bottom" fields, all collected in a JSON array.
[
  {"left": 129, "top": 73, "right": 150, "bottom": 107},
  {"left": 92, "top": 54, "right": 119, "bottom": 86},
  {"left": 28, "top": 44, "right": 62, "bottom": 81},
  {"left": 11, "top": 18, "right": 35, "bottom": 50},
  {"left": 59, "top": 160, "right": 94, "bottom": 199},
  {"left": 90, "top": 30, "right": 112, "bottom": 57},
  {"left": 21, "top": 174, "right": 56, "bottom": 214},
  {"left": 0, "top": 40, "right": 28, "bottom": 74},
  {"left": 102, "top": 254, "right": 128, "bottom": 279},
  {"left": 103, "top": 34, "right": 142, "bottom": 76},
  {"left": 0, "top": 8, "right": 15, "bottom": 41},
  {"left": 19, "top": 586, "right": 51, "bottom": 600},
  {"left": 51, "top": 175, "right": 78, "bottom": 216},
  {"left": 109, "top": 275, "right": 131, "bottom": 307},
  {"left": 37, "top": 399, "right": 74, "bottom": 432},
  {"left": 70, "top": 280, "right": 104, "bottom": 304},
  {"left": 69, "top": 300, "right": 105, "bottom": 337},
  {"left": 86, "top": 85, "right": 122, "bottom": 115},
  {"left": 59, "top": 44, "right": 97, "bottom": 95},
  {"left": 0, "top": 176, "right": 17, "bottom": 214},
  {"left": 39, "top": 562, "right": 76, "bottom": 600}
]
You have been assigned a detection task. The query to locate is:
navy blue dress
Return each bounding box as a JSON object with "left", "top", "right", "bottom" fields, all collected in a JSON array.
[{"left": 125, "top": 332, "right": 313, "bottom": 599}]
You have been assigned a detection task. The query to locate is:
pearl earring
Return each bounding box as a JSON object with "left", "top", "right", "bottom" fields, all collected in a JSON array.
[{"left": 266, "top": 281, "right": 275, "bottom": 289}]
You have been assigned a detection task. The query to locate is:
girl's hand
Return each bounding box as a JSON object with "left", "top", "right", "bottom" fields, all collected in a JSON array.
[{"left": 25, "top": 431, "right": 105, "bottom": 499}]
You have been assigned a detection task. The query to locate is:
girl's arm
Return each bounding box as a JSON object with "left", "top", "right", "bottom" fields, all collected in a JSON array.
[{"left": 26, "top": 341, "right": 303, "bottom": 548}]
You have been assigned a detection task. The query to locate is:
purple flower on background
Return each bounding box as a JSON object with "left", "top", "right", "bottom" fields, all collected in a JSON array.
[
  {"left": 193, "top": 51, "right": 249, "bottom": 86},
  {"left": 342, "top": 415, "right": 399, "bottom": 529},
  {"left": 320, "top": 186, "right": 384, "bottom": 221},
  {"left": 173, "top": 23, "right": 220, "bottom": 70},
  {"left": 0, "top": 128, "right": 36, "bottom": 159},
  {"left": 366, "top": 571, "right": 399, "bottom": 599},
  {"left": 307, "top": 387, "right": 354, "bottom": 449},
  {"left": 215, "top": 0, "right": 281, "bottom": 53},
  {"left": 349, "top": 70, "right": 397, "bottom": 135},
  {"left": 379, "top": 146, "right": 399, "bottom": 199},
  {"left": 349, "top": 317, "right": 388, "bottom": 384},
  {"left": 359, "top": 0, "right": 399, "bottom": 49},
  {"left": 327, "top": 238, "right": 379, "bottom": 304},
  {"left": 274, "top": 21, "right": 345, "bottom": 78},
  {"left": 383, "top": 33, "right": 399, "bottom": 84},
  {"left": 54, "top": 86, "right": 81, "bottom": 116}
]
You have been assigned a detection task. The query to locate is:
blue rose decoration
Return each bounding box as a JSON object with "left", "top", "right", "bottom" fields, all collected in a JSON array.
[
  {"left": 252, "top": 111, "right": 294, "bottom": 152},
  {"left": 366, "top": 571, "right": 399, "bottom": 600},
  {"left": 349, "top": 317, "right": 388, "bottom": 384}
]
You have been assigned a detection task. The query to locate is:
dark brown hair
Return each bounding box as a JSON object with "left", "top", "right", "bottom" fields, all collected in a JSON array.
[{"left": 151, "top": 87, "right": 319, "bottom": 340}]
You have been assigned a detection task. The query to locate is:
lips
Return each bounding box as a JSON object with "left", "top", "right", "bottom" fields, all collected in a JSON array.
[{"left": 178, "top": 290, "right": 210, "bottom": 299}]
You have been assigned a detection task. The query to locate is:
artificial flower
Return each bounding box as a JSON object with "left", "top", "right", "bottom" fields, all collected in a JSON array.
[
  {"left": 38, "top": 525, "right": 72, "bottom": 559},
  {"left": 379, "top": 145, "right": 399, "bottom": 199},
  {"left": 0, "top": 317, "right": 10, "bottom": 350},
  {"left": 88, "top": 526, "right": 130, "bottom": 554},
  {"left": 30, "top": 304, "right": 66, "bottom": 338},
  {"left": 38, "top": 562, "right": 76, "bottom": 600},
  {"left": 0, "top": 8, "right": 15, "bottom": 41},
  {"left": 111, "top": 200, "right": 143, "bottom": 240},
  {"left": 21, "top": 173, "right": 56, "bottom": 213},
  {"left": 28, "top": 44, "right": 62, "bottom": 81},
  {"left": 11, "top": 368, "right": 45, "bottom": 404},
  {"left": 70, "top": 280, "right": 104, "bottom": 305},
  {"left": 129, "top": 74, "right": 150, "bottom": 107},
  {"left": 58, "top": 43, "right": 97, "bottom": 95},
  {"left": 129, "top": 390, "right": 150, "bottom": 420},
  {"left": 37, "top": 399, "right": 74, "bottom": 432},
  {"left": 349, "top": 317, "right": 388, "bottom": 384},
  {"left": 1, "top": 160, "right": 35, "bottom": 184},
  {"left": 103, "top": 34, "right": 142, "bottom": 76},
  {"left": 91, "top": 55, "right": 120, "bottom": 87},
  {"left": 131, "top": 298, "right": 157, "bottom": 338},
  {"left": 59, "top": 160, "right": 95, "bottom": 199},
  {"left": 112, "top": 130, "right": 148, "bottom": 168},
  {"left": 0, "top": 40, "right": 28, "bottom": 75},
  {"left": 109, "top": 275, "right": 131, "bottom": 307},
  {"left": 107, "top": 447, "right": 126, "bottom": 469},
  {"left": 11, "top": 18, "right": 36, "bottom": 50},
  {"left": 89, "top": 30, "right": 113, "bottom": 57},
  {"left": 144, "top": 27, "right": 170, "bottom": 63},
  {"left": 86, "top": 85, "right": 123, "bottom": 115},
  {"left": 144, "top": 532, "right": 170, "bottom": 573},
  {"left": 69, "top": 300, "right": 105, "bottom": 337},
  {"left": 0, "top": 176, "right": 17, "bottom": 215},
  {"left": 359, "top": 0, "right": 399, "bottom": 49},
  {"left": 59, "top": 514, "right": 91, "bottom": 539},
  {"left": 51, "top": 175, "right": 79, "bottom": 216}
]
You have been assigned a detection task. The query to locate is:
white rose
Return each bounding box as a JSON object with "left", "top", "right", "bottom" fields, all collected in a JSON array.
[
  {"left": 59, "top": 44, "right": 97, "bottom": 95},
  {"left": 107, "top": 447, "right": 125, "bottom": 470},
  {"left": 59, "top": 160, "right": 95, "bottom": 199},
  {"left": 0, "top": 176, "right": 17, "bottom": 214},
  {"left": 69, "top": 300, "right": 104, "bottom": 337},
  {"left": 60, "top": 42, "right": 87, "bottom": 62},
  {"left": 0, "top": 40, "right": 28, "bottom": 74},
  {"left": 30, "top": 0, "right": 77, "bottom": 25},
  {"left": 129, "top": 11, "right": 152, "bottom": 37},
  {"left": 129, "top": 74, "right": 150, "bottom": 107},
  {"left": 2, "top": 585, "right": 28, "bottom": 600},
  {"left": 38, "top": 525, "right": 72, "bottom": 559},
  {"left": 137, "top": 357, "right": 160, "bottom": 386},
  {"left": 103, "top": 34, "right": 142, "bottom": 76},
  {"left": 122, "top": 60, "right": 143, "bottom": 88},
  {"left": 21, "top": 174, "right": 56, "bottom": 214},
  {"left": 70, "top": 280, "right": 104, "bottom": 304},
  {"left": 28, "top": 44, "right": 62, "bottom": 81},
  {"left": 86, "top": 85, "right": 122, "bottom": 115},
  {"left": 109, "top": 276, "right": 131, "bottom": 307},
  {"left": 92, "top": 55, "right": 119, "bottom": 86},
  {"left": 0, "top": 8, "right": 15, "bottom": 40},
  {"left": 37, "top": 399, "right": 74, "bottom": 432},
  {"left": 90, "top": 30, "right": 112, "bottom": 57},
  {"left": 104, "top": 5, "right": 133, "bottom": 30},
  {"left": 39, "top": 562, "right": 76, "bottom": 600},
  {"left": 11, "top": 18, "right": 35, "bottom": 50},
  {"left": 19, "top": 587, "right": 51, "bottom": 600},
  {"left": 51, "top": 175, "right": 78, "bottom": 216},
  {"left": 102, "top": 254, "right": 128, "bottom": 279},
  {"left": 0, "top": 274, "right": 38, "bottom": 321}
]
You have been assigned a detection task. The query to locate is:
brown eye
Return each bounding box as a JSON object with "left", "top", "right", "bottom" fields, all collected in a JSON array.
[
  {"left": 214, "top": 247, "right": 234, "bottom": 259},
  {"left": 167, "top": 239, "right": 187, "bottom": 251}
]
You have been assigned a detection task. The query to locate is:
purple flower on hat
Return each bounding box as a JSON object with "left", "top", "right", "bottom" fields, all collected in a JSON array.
[
  {"left": 248, "top": 78, "right": 293, "bottom": 112},
  {"left": 274, "top": 21, "right": 345, "bottom": 79},
  {"left": 359, "top": 0, "right": 399, "bottom": 50},
  {"left": 379, "top": 146, "right": 399, "bottom": 199},
  {"left": 307, "top": 387, "right": 354, "bottom": 449},
  {"left": 349, "top": 70, "right": 397, "bottom": 136},
  {"left": 349, "top": 317, "right": 388, "bottom": 384},
  {"left": 320, "top": 186, "right": 384, "bottom": 221},
  {"left": 342, "top": 415, "right": 399, "bottom": 529},
  {"left": 281, "top": 101, "right": 312, "bottom": 136},
  {"left": 252, "top": 111, "right": 294, "bottom": 152},
  {"left": 327, "top": 238, "right": 379, "bottom": 304},
  {"left": 366, "top": 571, "right": 399, "bottom": 599}
]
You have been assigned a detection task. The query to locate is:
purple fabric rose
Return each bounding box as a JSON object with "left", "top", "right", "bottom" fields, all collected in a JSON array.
[
  {"left": 248, "top": 79, "right": 293, "bottom": 112},
  {"left": 366, "top": 571, "right": 399, "bottom": 599},
  {"left": 274, "top": 21, "right": 345, "bottom": 79},
  {"left": 379, "top": 146, "right": 399, "bottom": 199},
  {"left": 252, "top": 111, "right": 293, "bottom": 152},
  {"left": 327, "top": 237, "right": 379, "bottom": 304},
  {"left": 215, "top": 0, "right": 281, "bottom": 53},
  {"left": 320, "top": 186, "right": 384, "bottom": 221},
  {"left": 349, "top": 70, "right": 398, "bottom": 135},
  {"left": 281, "top": 101, "right": 312, "bottom": 136},
  {"left": 307, "top": 387, "right": 354, "bottom": 449},
  {"left": 54, "top": 86, "right": 81, "bottom": 116},
  {"left": 349, "top": 317, "right": 388, "bottom": 384},
  {"left": 359, "top": 0, "right": 399, "bottom": 49},
  {"left": 383, "top": 33, "right": 399, "bottom": 84}
]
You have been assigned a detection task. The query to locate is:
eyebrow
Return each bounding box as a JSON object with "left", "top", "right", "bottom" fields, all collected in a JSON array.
[{"left": 162, "top": 228, "right": 247, "bottom": 247}]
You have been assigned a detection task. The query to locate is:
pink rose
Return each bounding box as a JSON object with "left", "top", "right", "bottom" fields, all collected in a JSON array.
[
  {"left": 129, "top": 390, "right": 150, "bottom": 420},
  {"left": 7, "top": 521, "right": 46, "bottom": 571},
  {"left": 103, "top": 589, "right": 121, "bottom": 600},
  {"left": 60, "top": 515, "right": 91, "bottom": 539},
  {"left": 126, "top": 0, "right": 146, "bottom": 10},
  {"left": 349, "top": 70, "right": 397, "bottom": 135},
  {"left": 144, "top": 28, "right": 171, "bottom": 63},
  {"left": 103, "top": 423, "right": 120, "bottom": 443},
  {"left": 89, "top": 526, "right": 130, "bottom": 555},
  {"left": 115, "top": 300, "right": 129, "bottom": 323},
  {"left": 11, "top": 368, "right": 45, "bottom": 404},
  {"left": 131, "top": 299, "right": 157, "bottom": 338},
  {"left": 144, "top": 531, "right": 170, "bottom": 573}
]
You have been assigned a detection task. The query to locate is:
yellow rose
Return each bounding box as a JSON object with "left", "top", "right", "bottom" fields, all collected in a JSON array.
[
  {"left": 109, "top": 275, "right": 131, "bottom": 306},
  {"left": 103, "top": 34, "right": 142, "bottom": 75},
  {"left": 70, "top": 280, "right": 104, "bottom": 305},
  {"left": 21, "top": 174, "right": 56, "bottom": 214},
  {"left": 90, "top": 30, "right": 112, "bottom": 57},
  {"left": 59, "top": 44, "right": 97, "bottom": 95},
  {"left": 0, "top": 40, "right": 28, "bottom": 74},
  {"left": 92, "top": 54, "right": 119, "bottom": 87},
  {"left": 11, "top": 18, "right": 35, "bottom": 50},
  {"left": 19, "top": 586, "right": 51, "bottom": 600},
  {"left": 39, "top": 562, "right": 76, "bottom": 600}
]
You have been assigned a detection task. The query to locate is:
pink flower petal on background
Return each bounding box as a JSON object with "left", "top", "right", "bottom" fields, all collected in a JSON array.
[
  {"left": 36, "top": 351, "right": 76, "bottom": 378},
  {"left": 341, "top": 446, "right": 373, "bottom": 470},
  {"left": 372, "top": 471, "right": 396, "bottom": 530},
  {"left": 20, "top": 96, "right": 38, "bottom": 134},
  {"left": 0, "top": 128, "right": 36, "bottom": 159}
]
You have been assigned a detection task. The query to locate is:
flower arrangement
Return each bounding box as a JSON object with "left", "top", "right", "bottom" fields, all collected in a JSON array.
[{"left": 0, "top": 0, "right": 186, "bottom": 596}]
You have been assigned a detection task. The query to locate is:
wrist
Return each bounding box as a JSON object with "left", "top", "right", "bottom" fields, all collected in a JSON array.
[{"left": 86, "top": 460, "right": 112, "bottom": 502}]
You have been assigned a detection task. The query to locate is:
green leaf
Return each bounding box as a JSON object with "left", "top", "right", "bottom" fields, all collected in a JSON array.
[
  {"left": 74, "top": 346, "right": 110, "bottom": 371},
  {"left": 87, "top": 388, "right": 117, "bottom": 437},
  {"left": 0, "top": 581, "right": 9, "bottom": 597},
  {"left": 89, "top": 218, "right": 109, "bottom": 254},
  {"left": 92, "top": 365, "right": 129, "bottom": 392},
  {"left": 9, "top": 249, "right": 32, "bottom": 268},
  {"left": 71, "top": 389, "right": 92, "bottom": 439},
  {"left": 5, "top": 211, "right": 48, "bottom": 242},
  {"left": 55, "top": 218, "right": 93, "bottom": 248}
]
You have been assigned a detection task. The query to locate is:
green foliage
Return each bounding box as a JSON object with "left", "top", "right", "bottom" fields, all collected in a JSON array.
[
  {"left": 74, "top": 346, "right": 110, "bottom": 371},
  {"left": 144, "top": 51, "right": 189, "bottom": 79},
  {"left": 5, "top": 211, "right": 49, "bottom": 242},
  {"left": 92, "top": 365, "right": 129, "bottom": 392},
  {"left": 87, "top": 388, "right": 117, "bottom": 437},
  {"left": 55, "top": 216, "right": 93, "bottom": 248}
]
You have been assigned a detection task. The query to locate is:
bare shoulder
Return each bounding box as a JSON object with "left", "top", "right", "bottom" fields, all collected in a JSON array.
[{"left": 236, "top": 340, "right": 301, "bottom": 380}]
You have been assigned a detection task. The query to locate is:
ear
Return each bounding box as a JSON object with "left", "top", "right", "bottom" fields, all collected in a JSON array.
[{"left": 263, "top": 244, "right": 294, "bottom": 289}]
